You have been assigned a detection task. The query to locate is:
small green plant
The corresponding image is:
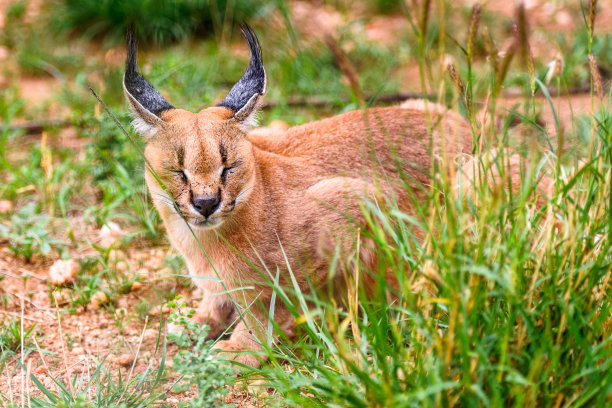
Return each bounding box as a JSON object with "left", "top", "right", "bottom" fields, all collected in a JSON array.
[
  {"left": 0, "top": 318, "right": 36, "bottom": 354},
  {"left": 66, "top": 261, "right": 105, "bottom": 314},
  {"left": 64, "top": 333, "right": 76, "bottom": 350},
  {"left": 168, "top": 310, "right": 235, "bottom": 408},
  {"left": 84, "top": 115, "right": 164, "bottom": 242},
  {"left": 0, "top": 203, "right": 63, "bottom": 262},
  {"left": 557, "top": 29, "right": 612, "bottom": 89}
]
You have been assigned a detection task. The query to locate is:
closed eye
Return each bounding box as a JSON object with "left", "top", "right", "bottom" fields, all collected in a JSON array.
[
  {"left": 221, "top": 161, "right": 241, "bottom": 183},
  {"left": 173, "top": 170, "right": 187, "bottom": 183},
  {"left": 221, "top": 167, "right": 233, "bottom": 183}
]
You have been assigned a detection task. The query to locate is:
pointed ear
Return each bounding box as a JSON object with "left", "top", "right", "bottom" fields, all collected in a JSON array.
[
  {"left": 123, "top": 29, "right": 173, "bottom": 137},
  {"left": 217, "top": 25, "right": 266, "bottom": 129}
]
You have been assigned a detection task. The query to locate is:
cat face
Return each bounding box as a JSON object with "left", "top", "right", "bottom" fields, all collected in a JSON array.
[{"left": 143, "top": 108, "right": 256, "bottom": 229}]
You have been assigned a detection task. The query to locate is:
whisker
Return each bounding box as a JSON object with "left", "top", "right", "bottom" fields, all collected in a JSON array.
[
  {"left": 151, "top": 192, "right": 184, "bottom": 216},
  {"left": 235, "top": 185, "right": 254, "bottom": 204}
]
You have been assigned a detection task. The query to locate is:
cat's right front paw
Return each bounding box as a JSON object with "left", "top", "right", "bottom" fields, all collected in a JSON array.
[{"left": 214, "top": 339, "right": 262, "bottom": 370}]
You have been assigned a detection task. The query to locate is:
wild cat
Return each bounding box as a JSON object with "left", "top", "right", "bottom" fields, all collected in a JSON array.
[{"left": 123, "top": 26, "right": 473, "bottom": 368}]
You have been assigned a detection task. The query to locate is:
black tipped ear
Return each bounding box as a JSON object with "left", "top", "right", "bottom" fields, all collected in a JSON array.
[
  {"left": 123, "top": 29, "right": 173, "bottom": 135},
  {"left": 217, "top": 25, "right": 266, "bottom": 128}
]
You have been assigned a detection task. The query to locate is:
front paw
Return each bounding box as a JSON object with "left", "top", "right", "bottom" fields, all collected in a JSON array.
[{"left": 214, "top": 339, "right": 262, "bottom": 369}]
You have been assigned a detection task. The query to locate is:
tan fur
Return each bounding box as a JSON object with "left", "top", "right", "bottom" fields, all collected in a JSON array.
[
  {"left": 457, "top": 149, "right": 555, "bottom": 208},
  {"left": 137, "top": 100, "right": 475, "bottom": 367}
]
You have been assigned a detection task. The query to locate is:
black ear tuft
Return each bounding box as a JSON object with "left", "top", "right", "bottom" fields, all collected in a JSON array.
[
  {"left": 123, "top": 29, "right": 173, "bottom": 118},
  {"left": 217, "top": 24, "right": 266, "bottom": 122}
]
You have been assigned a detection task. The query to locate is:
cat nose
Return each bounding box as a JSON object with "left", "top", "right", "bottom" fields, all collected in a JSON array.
[{"left": 191, "top": 195, "right": 220, "bottom": 218}]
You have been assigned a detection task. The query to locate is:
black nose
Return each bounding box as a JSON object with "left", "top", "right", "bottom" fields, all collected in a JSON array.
[{"left": 191, "top": 195, "right": 220, "bottom": 218}]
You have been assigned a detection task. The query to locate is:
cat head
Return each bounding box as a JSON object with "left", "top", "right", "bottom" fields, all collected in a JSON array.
[{"left": 123, "top": 25, "right": 265, "bottom": 229}]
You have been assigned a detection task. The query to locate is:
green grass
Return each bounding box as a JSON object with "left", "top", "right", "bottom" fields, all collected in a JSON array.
[
  {"left": 7, "top": 331, "right": 172, "bottom": 408},
  {"left": 1, "top": 0, "right": 611, "bottom": 406},
  {"left": 0, "top": 203, "right": 64, "bottom": 262},
  {"left": 0, "top": 318, "right": 37, "bottom": 358},
  {"left": 47, "top": 0, "right": 270, "bottom": 46},
  {"left": 244, "top": 108, "right": 612, "bottom": 406}
]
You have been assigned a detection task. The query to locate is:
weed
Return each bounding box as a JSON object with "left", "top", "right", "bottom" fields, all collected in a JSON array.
[
  {"left": 0, "top": 203, "right": 63, "bottom": 262},
  {"left": 168, "top": 311, "right": 235, "bottom": 408},
  {"left": 558, "top": 29, "right": 612, "bottom": 89},
  {"left": 64, "top": 333, "right": 76, "bottom": 350},
  {"left": 0, "top": 318, "right": 36, "bottom": 355}
]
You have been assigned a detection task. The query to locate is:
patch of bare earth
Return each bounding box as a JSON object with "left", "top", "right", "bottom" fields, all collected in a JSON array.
[
  {"left": 0, "top": 223, "right": 261, "bottom": 405},
  {"left": 0, "top": 246, "right": 174, "bottom": 401}
]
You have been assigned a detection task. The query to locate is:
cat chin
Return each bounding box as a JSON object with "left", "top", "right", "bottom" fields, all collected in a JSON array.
[{"left": 189, "top": 217, "right": 223, "bottom": 230}]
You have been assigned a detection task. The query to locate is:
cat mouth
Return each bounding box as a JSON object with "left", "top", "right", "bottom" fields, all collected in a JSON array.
[
  {"left": 183, "top": 200, "right": 237, "bottom": 229},
  {"left": 189, "top": 217, "right": 222, "bottom": 229}
]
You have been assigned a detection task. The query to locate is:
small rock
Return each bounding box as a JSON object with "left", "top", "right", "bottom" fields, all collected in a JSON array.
[
  {"left": 42, "top": 376, "right": 53, "bottom": 389},
  {"left": 89, "top": 291, "right": 108, "bottom": 310},
  {"left": 166, "top": 322, "right": 183, "bottom": 336},
  {"left": 117, "top": 297, "right": 129, "bottom": 310},
  {"left": 0, "top": 46, "right": 9, "bottom": 60},
  {"left": 48, "top": 259, "right": 79, "bottom": 286},
  {"left": 116, "top": 353, "right": 134, "bottom": 367},
  {"left": 143, "top": 328, "right": 158, "bottom": 341},
  {"left": 71, "top": 347, "right": 84, "bottom": 355},
  {"left": 99, "top": 221, "right": 124, "bottom": 247},
  {"left": 131, "top": 251, "right": 145, "bottom": 261},
  {"left": 0, "top": 200, "right": 13, "bottom": 213},
  {"left": 130, "top": 281, "right": 143, "bottom": 291},
  {"left": 3, "top": 283, "right": 19, "bottom": 294}
]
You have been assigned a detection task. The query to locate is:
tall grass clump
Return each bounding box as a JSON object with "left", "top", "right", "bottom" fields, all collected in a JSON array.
[{"left": 246, "top": 88, "right": 612, "bottom": 407}]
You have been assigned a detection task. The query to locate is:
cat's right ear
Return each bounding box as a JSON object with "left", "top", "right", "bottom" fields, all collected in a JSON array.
[{"left": 123, "top": 29, "right": 173, "bottom": 137}]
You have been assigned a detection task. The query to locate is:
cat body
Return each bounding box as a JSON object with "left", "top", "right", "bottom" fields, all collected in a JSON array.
[{"left": 123, "top": 27, "right": 471, "bottom": 367}]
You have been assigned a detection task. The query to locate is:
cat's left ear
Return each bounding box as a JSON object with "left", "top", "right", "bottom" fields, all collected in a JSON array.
[
  {"left": 217, "top": 25, "right": 266, "bottom": 129},
  {"left": 123, "top": 29, "right": 174, "bottom": 137}
]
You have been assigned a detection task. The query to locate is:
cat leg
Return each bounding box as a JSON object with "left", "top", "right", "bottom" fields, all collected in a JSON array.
[{"left": 214, "top": 301, "right": 295, "bottom": 370}]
